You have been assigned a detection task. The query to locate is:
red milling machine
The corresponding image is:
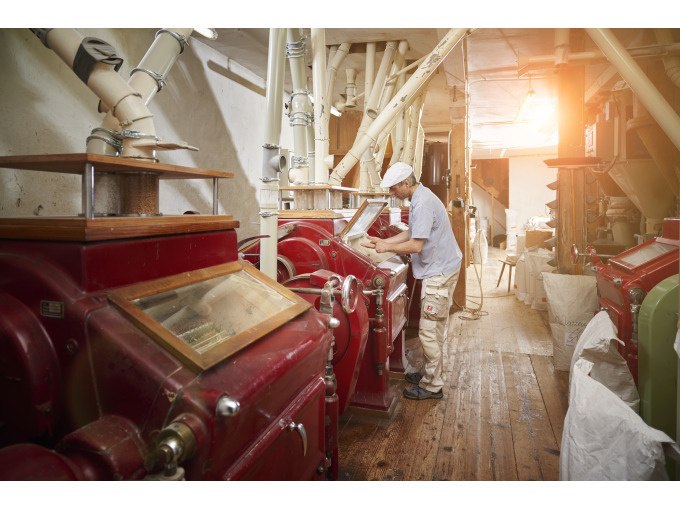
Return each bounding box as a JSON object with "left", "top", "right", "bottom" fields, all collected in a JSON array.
[
  {"left": 0, "top": 153, "right": 355, "bottom": 480},
  {"left": 241, "top": 197, "right": 411, "bottom": 415},
  {"left": 589, "top": 217, "right": 680, "bottom": 383}
]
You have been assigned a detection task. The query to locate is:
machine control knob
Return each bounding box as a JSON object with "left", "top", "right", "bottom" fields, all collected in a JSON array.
[
  {"left": 216, "top": 395, "right": 241, "bottom": 417},
  {"left": 328, "top": 316, "right": 341, "bottom": 329},
  {"left": 613, "top": 277, "right": 622, "bottom": 287}
]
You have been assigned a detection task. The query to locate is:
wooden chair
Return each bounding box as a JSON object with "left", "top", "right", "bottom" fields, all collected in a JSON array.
[{"left": 496, "top": 257, "right": 516, "bottom": 293}]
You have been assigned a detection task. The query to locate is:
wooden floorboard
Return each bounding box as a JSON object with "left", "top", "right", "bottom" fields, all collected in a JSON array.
[{"left": 337, "top": 247, "right": 567, "bottom": 481}]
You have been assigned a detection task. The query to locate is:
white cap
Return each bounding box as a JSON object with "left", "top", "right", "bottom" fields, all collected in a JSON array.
[{"left": 380, "top": 162, "right": 413, "bottom": 188}]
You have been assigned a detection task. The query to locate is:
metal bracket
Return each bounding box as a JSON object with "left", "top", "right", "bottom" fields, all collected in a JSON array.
[{"left": 130, "top": 67, "right": 166, "bottom": 92}]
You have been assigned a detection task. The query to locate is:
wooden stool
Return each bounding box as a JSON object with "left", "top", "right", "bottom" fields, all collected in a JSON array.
[{"left": 496, "top": 258, "right": 516, "bottom": 292}]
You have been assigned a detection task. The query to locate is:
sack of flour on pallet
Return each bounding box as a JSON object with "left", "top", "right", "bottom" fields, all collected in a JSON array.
[{"left": 543, "top": 273, "right": 599, "bottom": 371}]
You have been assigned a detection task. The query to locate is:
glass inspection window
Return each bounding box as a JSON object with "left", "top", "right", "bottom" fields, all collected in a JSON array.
[{"left": 108, "top": 260, "right": 311, "bottom": 371}]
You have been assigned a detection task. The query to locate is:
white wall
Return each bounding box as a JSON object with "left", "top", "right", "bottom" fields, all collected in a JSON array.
[
  {"left": 508, "top": 152, "right": 558, "bottom": 228},
  {"left": 0, "top": 28, "right": 293, "bottom": 239},
  {"left": 470, "top": 181, "right": 506, "bottom": 243}
]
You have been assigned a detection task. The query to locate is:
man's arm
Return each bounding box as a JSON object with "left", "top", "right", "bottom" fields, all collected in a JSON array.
[
  {"left": 365, "top": 229, "right": 410, "bottom": 245},
  {"left": 362, "top": 236, "right": 424, "bottom": 255}
]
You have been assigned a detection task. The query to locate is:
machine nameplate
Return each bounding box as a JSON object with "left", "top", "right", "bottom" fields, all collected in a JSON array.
[
  {"left": 319, "top": 239, "right": 331, "bottom": 246},
  {"left": 40, "top": 300, "right": 64, "bottom": 318}
]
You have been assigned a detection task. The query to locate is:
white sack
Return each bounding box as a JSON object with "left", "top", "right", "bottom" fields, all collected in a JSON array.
[
  {"left": 560, "top": 364, "right": 673, "bottom": 480},
  {"left": 569, "top": 311, "right": 639, "bottom": 411},
  {"left": 543, "top": 273, "right": 599, "bottom": 371},
  {"left": 524, "top": 249, "right": 553, "bottom": 310}
]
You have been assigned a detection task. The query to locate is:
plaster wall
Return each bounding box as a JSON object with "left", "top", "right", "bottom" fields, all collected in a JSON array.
[
  {"left": 508, "top": 153, "right": 558, "bottom": 228},
  {"left": 0, "top": 28, "right": 293, "bottom": 239}
]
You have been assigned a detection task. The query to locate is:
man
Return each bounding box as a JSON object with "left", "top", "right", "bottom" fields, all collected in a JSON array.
[{"left": 361, "top": 162, "right": 462, "bottom": 400}]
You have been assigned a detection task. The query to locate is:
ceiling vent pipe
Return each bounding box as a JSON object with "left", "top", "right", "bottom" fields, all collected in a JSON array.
[
  {"left": 32, "top": 28, "right": 156, "bottom": 161},
  {"left": 329, "top": 28, "right": 471, "bottom": 187}
]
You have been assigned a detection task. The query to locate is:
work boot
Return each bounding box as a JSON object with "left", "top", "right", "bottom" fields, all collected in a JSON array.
[
  {"left": 403, "top": 386, "right": 443, "bottom": 400},
  {"left": 404, "top": 372, "right": 423, "bottom": 384}
]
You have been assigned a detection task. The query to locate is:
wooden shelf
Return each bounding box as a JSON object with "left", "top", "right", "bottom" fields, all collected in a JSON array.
[
  {"left": 0, "top": 215, "right": 239, "bottom": 241},
  {"left": 279, "top": 184, "right": 357, "bottom": 192},
  {"left": 0, "top": 153, "right": 234, "bottom": 180},
  {"left": 278, "top": 210, "right": 343, "bottom": 219}
]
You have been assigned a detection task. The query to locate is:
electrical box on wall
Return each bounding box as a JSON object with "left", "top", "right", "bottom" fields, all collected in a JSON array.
[{"left": 585, "top": 121, "right": 615, "bottom": 160}]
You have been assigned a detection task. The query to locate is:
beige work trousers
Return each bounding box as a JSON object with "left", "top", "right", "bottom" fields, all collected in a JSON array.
[{"left": 411, "top": 269, "right": 459, "bottom": 393}]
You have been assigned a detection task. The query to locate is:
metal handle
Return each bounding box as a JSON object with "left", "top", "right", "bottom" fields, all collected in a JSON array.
[
  {"left": 288, "top": 421, "right": 307, "bottom": 457},
  {"left": 341, "top": 275, "right": 359, "bottom": 314}
]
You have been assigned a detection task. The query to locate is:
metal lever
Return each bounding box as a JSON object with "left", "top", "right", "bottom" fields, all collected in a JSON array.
[{"left": 288, "top": 421, "right": 307, "bottom": 457}]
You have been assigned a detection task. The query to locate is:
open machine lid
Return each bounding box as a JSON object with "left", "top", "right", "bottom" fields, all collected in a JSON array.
[
  {"left": 339, "top": 199, "right": 388, "bottom": 242},
  {"left": 107, "top": 260, "right": 311, "bottom": 371}
]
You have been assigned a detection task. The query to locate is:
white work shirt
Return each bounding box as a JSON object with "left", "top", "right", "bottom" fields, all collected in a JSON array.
[{"left": 409, "top": 184, "right": 462, "bottom": 279}]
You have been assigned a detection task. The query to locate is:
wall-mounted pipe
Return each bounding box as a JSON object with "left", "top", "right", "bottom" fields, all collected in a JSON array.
[
  {"left": 37, "top": 28, "right": 156, "bottom": 160},
  {"left": 311, "top": 29, "right": 330, "bottom": 185},
  {"left": 286, "top": 28, "right": 313, "bottom": 184},
  {"left": 260, "top": 28, "right": 287, "bottom": 279},
  {"left": 586, "top": 28, "right": 680, "bottom": 153},
  {"left": 328, "top": 28, "right": 470, "bottom": 186},
  {"left": 654, "top": 28, "right": 680, "bottom": 88}
]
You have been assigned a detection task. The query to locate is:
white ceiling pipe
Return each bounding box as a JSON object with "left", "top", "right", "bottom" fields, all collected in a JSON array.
[
  {"left": 378, "top": 41, "right": 409, "bottom": 112},
  {"left": 44, "top": 28, "right": 156, "bottom": 160},
  {"left": 365, "top": 42, "right": 376, "bottom": 106},
  {"left": 386, "top": 54, "right": 425, "bottom": 84},
  {"left": 88, "top": 28, "right": 193, "bottom": 156},
  {"left": 654, "top": 29, "right": 680, "bottom": 88},
  {"left": 365, "top": 41, "right": 398, "bottom": 119},
  {"left": 325, "top": 42, "right": 351, "bottom": 116},
  {"left": 260, "top": 28, "right": 287, "bottom": 279},
  {"left": 401, "top": 93, "right": 425, "bottom": 165},
  {"left": 586, "top": 28, "right": 680, "bottom": 153},
  {"left": 329, "top": 28, "right": 470, "bottom": 186},
  {"left": 311, "top": 29, "right": 330, "bottom": 185},
  {"left": 555, "top": 28, "right": 570, "bottom": 66},
  {"left": 413, "top": 125, "right": 425, "bottom": 183},
  {"left": 357, "top": 42, "right": 406, "bottom": 190},
  {"left": 286, "top": 28, "right": 312, "bottom": 184},
  {"left": 387, "top": 63, "right": 409, "bottom": 166},
  {"left": 518, "top": 42, "right": 680, "bottom": 75}
]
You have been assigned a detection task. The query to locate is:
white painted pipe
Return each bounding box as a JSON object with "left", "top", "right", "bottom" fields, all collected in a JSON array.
[
  {"left": 402, "top": 93, "right": 425, "bottom": 165},
  {"left": 344, "top": 68, "right": 358, "bottom": 108},
  {"left": 286, "top": 28, "right": 313, "bottom": 184},
  {"left": 329, "top": 28, "right": 470, "bottom": 186},
  {"left": 260, "top": 28, "right": 288, "bottom": 279},
  {"left": 413, "top": 124, "right": 425, "bottom": 183},
  {"left": 88, "top": 28, "right": 193, "bottom": 156},
  {"left": 555, "top": 28, "right": 570, "bottom": 66},
  {"left": 388, "top": 64, "right": 409, "bottom": 166},
  {"left": 45, "top": 28, "right": 156, "bottom": 160},
  {"left": 311, "top": 29, "right": 330, "bottom": 184},
  {"left": 654, "top": 28, "right": 680, "bottom": 88},
  {"left": 586, "top": 28, "right": 680, "bottom": 153},
  {"left": 365, "top": 42, "right": 376, "bottom": 106},
  {"left": 376, "top": 41, "right": 409, "bottom": 116},
  {"left": 365, "top": 41, "right": 398, "bottom": 119},
  {"left": 325, "top": 42, "right": 351, "bottom": 115}
]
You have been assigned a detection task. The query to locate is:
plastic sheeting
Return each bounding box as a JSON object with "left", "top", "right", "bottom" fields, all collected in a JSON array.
[
  {"left": 543, "top": 273, "right": 599, "bottom": 372},
  {"left": 560, "top": 311, "right": 675, "bottom": 480}
]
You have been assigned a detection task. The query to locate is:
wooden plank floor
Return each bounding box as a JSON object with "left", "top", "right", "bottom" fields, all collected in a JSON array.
[{"left": 338, "top": 247, "right": 569, "bottom": 480}]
